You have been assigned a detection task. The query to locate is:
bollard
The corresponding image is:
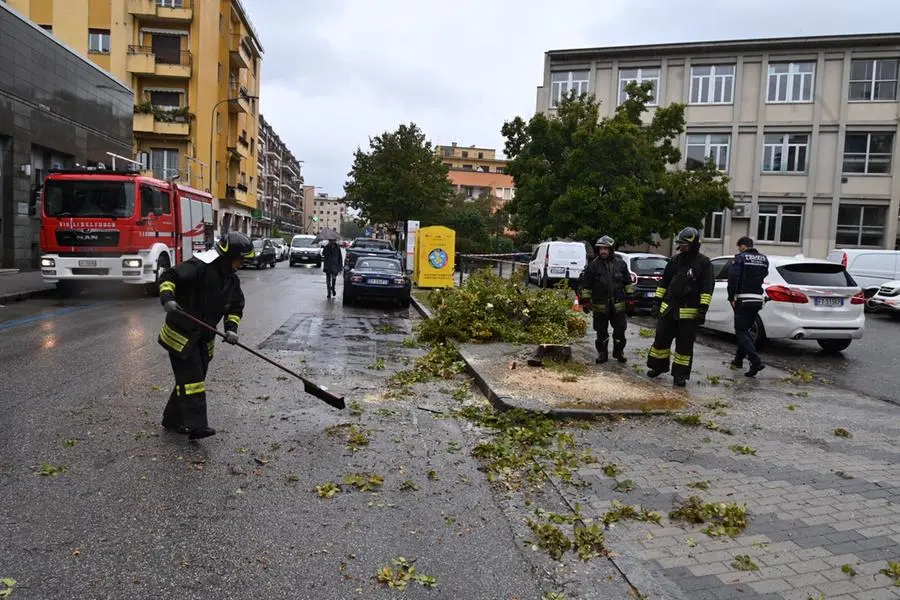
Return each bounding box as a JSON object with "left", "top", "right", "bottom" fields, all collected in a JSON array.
[{"left": 499, "top": 261, "right": 504, "bottom": 278}]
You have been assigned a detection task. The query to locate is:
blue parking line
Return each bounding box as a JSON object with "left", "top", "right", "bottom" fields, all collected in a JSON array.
[{"left": 0, "top": 303, "right": 106, "bottom": 332}]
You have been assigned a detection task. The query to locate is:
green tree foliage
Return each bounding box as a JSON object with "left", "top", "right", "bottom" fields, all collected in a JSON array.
[
  {"left": 441, "top": 192, "right": 493, "bottom": 253},
  {"left": 344, "top": 123, "right": 454, "bottom": 226},
  {"left": 502, "top": 83, "right": 733, "bottom": 245}
]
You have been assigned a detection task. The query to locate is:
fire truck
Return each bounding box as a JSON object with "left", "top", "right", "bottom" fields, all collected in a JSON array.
[{"left": 39, "top": 169, "right": 215, "bottom": 296}]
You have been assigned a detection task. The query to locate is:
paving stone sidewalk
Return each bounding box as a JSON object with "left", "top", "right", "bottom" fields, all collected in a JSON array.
[
  {"left": 0, "top": 269, "right": 54, "bottom": 303},
  {"left": 558, "top": 327, "right": 900, "bottom": 600}
]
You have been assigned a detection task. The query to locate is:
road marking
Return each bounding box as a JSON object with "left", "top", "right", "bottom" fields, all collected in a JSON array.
[{"left": 0, "top": 303, "right": 107, "bottom": 332}]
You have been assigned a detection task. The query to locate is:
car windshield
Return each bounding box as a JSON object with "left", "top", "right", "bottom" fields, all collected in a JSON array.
[
  {"left": 632, "top": 257, "right": 668, "bottom": 273},
  {"left": 357, "top": 259, "right": 401, "bottom": 272},
  {"left": 252, "top": 239, "right": 264, "bottom": 249},
  {"left": 777, "top": 263, "right": 855, "bottom": 287},
  {"left": 43, "top": 180, "right": 136, "bottom": 218},
  {"left": 291, "top": 238, "right": 315, "bottom": 248},
  {"left": 354, "top": 240, "right": 393, "bottom": 250}
]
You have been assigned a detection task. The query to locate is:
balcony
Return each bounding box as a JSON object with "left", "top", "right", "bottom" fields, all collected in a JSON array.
[
  {"left": 133, "top": 107, "right": 191, "bottom": 137},
  {"left": 226, "top": 183, "right": 252, "bottom": 207},
  {"left": 227, "top": 83, "right": 253, "bottom": 114},
  {"left": 127, "top": 46, "right": 192, "bottom": 78},
  {"left": 127, "top": 0, "right": 193, "bottom": 22},
  {"left": 229, "top": 33, "right": 252, "bottom": 69}
]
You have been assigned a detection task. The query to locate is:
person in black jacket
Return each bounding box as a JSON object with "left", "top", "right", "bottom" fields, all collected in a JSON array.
[
  {"left": 322, "top": 238, "right": 343, "bottom": 298},
  {"left": 727, "top": 236, "right": 769, "bottom": 377},
  {"left": 647, "top": 227, "right": 714, "bottom": 387},
  {"left": 157, "top": 231, "right": 253, "bottom": 440},
  {"left": 579, "top": 235, "right": 635, "bottom": 364}
]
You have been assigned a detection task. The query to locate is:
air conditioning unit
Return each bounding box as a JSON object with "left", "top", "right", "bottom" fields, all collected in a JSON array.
[{"left": 732, "top": 202, "right": 752, "bottom": 219}]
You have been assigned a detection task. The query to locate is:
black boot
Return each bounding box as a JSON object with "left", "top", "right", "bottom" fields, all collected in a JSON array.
[
  {"left": 673, "top": 376, "right": 687, "bottom": 387},
  {"left": 647, "top": 369, "right": 664, "bottom": 378},
  {"left": 612, "top": 338, "right": 627, "bottom": 364},
  {"left": 745, "top": 363, "right": 765, "bottom": 378},
  {"left": 595, "top": 338, "right": 609, "bottom": 364},
  {"left": 162, "top": 420, "right": 190, "bottom": 435},
  {"left": 729, "top": 359, "right": 743, "bottom": 369},
  {"left": 188, "top": 426, "right": 216, "bottom": 440}
]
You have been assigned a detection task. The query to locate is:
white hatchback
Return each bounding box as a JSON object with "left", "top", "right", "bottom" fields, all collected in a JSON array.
[
  {"left": 704, "top": 255, "right": 866, "bottom": 353},
  {"left": 869, "top": 280, "right": 900, "bottom": 317}
]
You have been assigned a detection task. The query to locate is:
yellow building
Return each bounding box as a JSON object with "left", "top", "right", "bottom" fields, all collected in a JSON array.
[
  {"left": 435, "top": 142, "right": 509, "bottom": 174},
  {"left": 7, "top": 0, "right": 264, "bottom": 234}
]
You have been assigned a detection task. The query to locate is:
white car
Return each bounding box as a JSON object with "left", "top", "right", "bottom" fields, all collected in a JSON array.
[
  {"left": 869, "top": 280, "right": 900, "bottom": 318},
  {"left": 528, "top": 241, "right": 588, "bottom": 288},
  {"left": 704, "top": 254, "right": 865, "bottom": 353}
]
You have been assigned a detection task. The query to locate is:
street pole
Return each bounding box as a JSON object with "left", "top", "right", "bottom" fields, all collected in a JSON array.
[{"left": 208, "top": 93, "right": 258, "bottom": 233}]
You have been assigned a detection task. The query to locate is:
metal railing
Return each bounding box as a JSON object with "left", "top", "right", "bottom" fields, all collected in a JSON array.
[{"left": 454, "top": 253, "right": 531, "bottom": 287}]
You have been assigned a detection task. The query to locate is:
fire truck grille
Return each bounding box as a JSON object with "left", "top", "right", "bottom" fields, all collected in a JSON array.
[
  {"left": 72, "top": 268, "right": 110, "bottom": 276},
  {"left": 56, "top": 230, "right": 120, "bottom": 247}
]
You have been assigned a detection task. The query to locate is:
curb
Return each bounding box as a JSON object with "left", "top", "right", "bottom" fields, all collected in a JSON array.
[
  {"left": 409, "top": 294, "right": 684, "bottom": 419},
  {"left": 0, "top": 286, "right": 56, "bottom": 304}
]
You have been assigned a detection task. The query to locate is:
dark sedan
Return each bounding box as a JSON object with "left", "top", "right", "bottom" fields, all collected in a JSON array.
[
  {"left": 617, "top": 252, "right": 668, "bottom": 314},
  {"left": 245, "top": 238, "right": 277, "bottom": 269},
  {"left": 343, "top": 257, "right": 411, "bottom": 308}
]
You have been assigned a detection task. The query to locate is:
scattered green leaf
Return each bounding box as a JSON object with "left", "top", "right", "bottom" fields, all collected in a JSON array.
[
  {"left": 638, "top": 327, "right": 654, "bottom": 338},
  {"left": 314, "top": 482, "right": 341, "bottom": 498},
  {"left": 342, "top": 472, "right": 384, "bottom": 492},
  {"left": 399, "top": 479, "right": 419, "bottom": 491},
  {"left": 669, "top": 496, "right": 748, "bottom": 538},
  {"left": 729, "top": 444, "right": 756, "bottom": 456},
  {"left": 37, "top": 463, "right": 67, "bottom": 477},
  {"left": 367, "top": 358, "right": 386, "bottom": 370},
  {"left": 602, "top": 463, "right": 621, "bottom": 477},
  {"left": 833, "top": 427, "right": 852, "bottom": 438},
  {"left": 673, "top": 414, "right": 703, "bottom": 426},
  {"left": 602, "top": 500, "right": 661, "bottom": 525},
  {"left": 731, "top": 555, "right": 760, "bottom": 571},
  {"left": 687, "top": 480, "right": 710, "bottom": 490},
  {"left": 787, "top": 404, "right": 797, "bottom": 411},
  {"left": 841, "top": 563, "right": 857, "bottom": 577},
  {"left": 62, "top": 439, "right": 77, "bottom": 448},
  {"left": 427, "top": 470, "right": 440, "bottom": 481},
  {"left": 879, "top": 560, "right": 900, "bottom": 585},
  {"left": 613, "top": 479, "right": 635, "bottom": 493}
]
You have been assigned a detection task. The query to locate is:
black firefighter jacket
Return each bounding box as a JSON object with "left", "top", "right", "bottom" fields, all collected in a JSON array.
[
  {"left": 158, "top": 256, "right": 245, "bottom": 360},
  {"left": 580, "top": 256, "right": 635, "bottom": 315},
  {"left": 653, "top": 250, "right": 714, "bottom": 320}
]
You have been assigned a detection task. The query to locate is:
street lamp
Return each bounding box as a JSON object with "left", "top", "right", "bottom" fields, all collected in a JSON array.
[{"left": 208, "top": 93, "right": 259, "bottom": 231}]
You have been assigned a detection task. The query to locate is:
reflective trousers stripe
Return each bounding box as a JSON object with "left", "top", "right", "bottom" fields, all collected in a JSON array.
[
  {"left": 700, "top": 293, "right": 712, "bottom": 305},
  {"left": 159, "top": 281, "right": 176, "bottom": 294},
  {"left": 660, "top": 302, "right": 669, "bottom": 314},
  {"left": 226, "top": 314, "right": 241, "bottom": 326},
  {"left": 649, "top": 347, "right": 670, "bottom": 359},
  {"left": 673, "top": 352, "right": 691, "bottom": 366},
  {"left": 624, "top": 284, "right": 636, "bottom": 294},
  {"left": 679, "top": 308, "right": 698, "bottom": 319},
  {"left": 654, "top": 287, "right": 667, "bottom": 299},
  {"left": 160, "top": 325, "right": 187, "bottom": 352},
  {"left": 180, "top": 381, "right": 205, "bottom": 396}
]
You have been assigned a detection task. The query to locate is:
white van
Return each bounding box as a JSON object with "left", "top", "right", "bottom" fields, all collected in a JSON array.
[
  {"left": 528, "top": 241, "right": 587, "bottom": 288},
  {"left": 826, "top": 249, "right": 900, "bottom": 298}
]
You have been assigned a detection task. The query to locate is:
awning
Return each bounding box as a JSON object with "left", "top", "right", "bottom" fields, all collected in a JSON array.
[{"left": 140, "top": 28, "right": 189, "bottom": 36}]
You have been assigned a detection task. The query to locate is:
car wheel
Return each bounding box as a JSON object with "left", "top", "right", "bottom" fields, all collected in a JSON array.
[
  {"left": 539, "top": 272, "right": 548, "bottom": 289},
  {"left": 400, "top": 297, "right": 411, "bottom": 309},
  {"left": 342, "top": 291, "right": 353, "bottom": 306},
  {"left": 817, "top": 338, "right": 852, "bottom": 353},
  {"left": 749, "top": 316, "right": 767, "bottom": 350}
]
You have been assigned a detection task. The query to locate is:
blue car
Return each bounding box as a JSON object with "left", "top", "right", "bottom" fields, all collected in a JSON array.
[{"left": 343, "top": 257, "right": 411, "bottom": 308}]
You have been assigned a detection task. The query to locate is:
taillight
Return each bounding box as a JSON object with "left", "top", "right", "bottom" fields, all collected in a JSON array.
[
  {"left": 841, "top": 252, "right": 848, "bottom": 268},
  {"left": 850, "top": 291, "right": 865, "bottom": 305},
  {"left": 766, "top": 285, "right": 809, "bottom": 304}
]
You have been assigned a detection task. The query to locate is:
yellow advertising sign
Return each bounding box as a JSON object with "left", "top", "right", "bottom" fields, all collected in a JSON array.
[{"left": 413, "top": 226, "right": 455, "bottom": 289}]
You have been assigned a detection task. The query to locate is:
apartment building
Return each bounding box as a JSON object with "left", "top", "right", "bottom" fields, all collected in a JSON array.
[
  {"left": 8, "top": 0, "right": 264, "bottom": 235},
  {"left": 435, "top": 143, "right": 515, "bottom": 210},
  {"left": 255, "top": 115, "right": 303, "bottom": 237},
  {"left": 305, "top": 192, "right": 345, "bottom": 235},
  {"left": 538, "top": 33, "right": 900, "bottom": 259}
]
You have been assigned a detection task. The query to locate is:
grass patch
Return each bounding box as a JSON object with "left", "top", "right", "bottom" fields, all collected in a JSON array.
[
  {"left": 731, "top": 555, "right": 760, "bottom": 572},
  {"left": 669, "top": 496, "right": 748, "bottom": 538}
]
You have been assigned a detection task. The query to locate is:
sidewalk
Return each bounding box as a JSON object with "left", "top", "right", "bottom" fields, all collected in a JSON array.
[{"left": 0, "top": 270, "right": 55, "bottom": 303}]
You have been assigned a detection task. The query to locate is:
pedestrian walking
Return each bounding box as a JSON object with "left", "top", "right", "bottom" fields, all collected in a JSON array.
[
  {"left": 322, "top": 238, "right": 342, "bottom": 298},
  {"left": 646, "top": 227, "right": 714, "bottom": 387},
  {"left": 727, "top": 236, "right": 769, "bottom": 377},
  {"left": 157, "top": 231, "right": 253, "bottom": 440},
  {"left": 579, "top": 236, "right": 635, "bottom": 364}
]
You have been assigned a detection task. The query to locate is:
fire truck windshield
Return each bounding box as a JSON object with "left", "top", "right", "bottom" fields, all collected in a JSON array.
[{"left": 43, "top": 180, "right": 136, "bottom": 218}]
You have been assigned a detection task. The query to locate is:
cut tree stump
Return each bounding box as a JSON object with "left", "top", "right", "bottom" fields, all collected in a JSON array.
[{"left": 528, "top": 344, "right": 573, "bottom": 367}]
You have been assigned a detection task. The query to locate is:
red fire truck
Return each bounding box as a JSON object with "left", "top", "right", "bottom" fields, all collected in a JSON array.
[{"left": 39, "top": 169, "right": 215, "bottom": 295}]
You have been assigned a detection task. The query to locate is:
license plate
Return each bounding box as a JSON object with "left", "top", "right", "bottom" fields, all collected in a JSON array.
[
  {"left": 814, "top": 297, "right": 844, "bottom": 307},
  {"left": 550, "top": 268, "right": 566, "bottom": 274},
  {"left": 368, "top": 278, "right": 388, "bottom": 285},
  {"left": 78, "top": 260, "right": 98, "bottom": 267}
]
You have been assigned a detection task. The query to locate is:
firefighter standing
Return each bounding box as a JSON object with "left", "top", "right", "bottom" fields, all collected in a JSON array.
[
  {"left": 727, "top": 236, "right": 769, "bottom": 377},
  {"left": 158, "top": 232, "right": 254, "bottom": 440},
  {"left": 579, "top": 236, "right": 635, "bottom": 364},
  {"left": 646, "top": 227, "right": 714, "bottom": 387}
]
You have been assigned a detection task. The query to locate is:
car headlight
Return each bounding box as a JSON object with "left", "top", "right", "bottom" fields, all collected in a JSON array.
[
  {"left": 350, "top": 275, "right": 363, "bottom": 283},
  {"left": 41, "top": 257, "right": 55, "bottom": 268},
  {"left": 392, "top": 278, "right": 406, "bottom": 285},
  {"left": 122, "top": 259, "right": 141, "bottom": 268}
]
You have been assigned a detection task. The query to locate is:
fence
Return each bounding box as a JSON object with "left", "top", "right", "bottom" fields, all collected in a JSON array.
[{"left": 454, "top": 252, "right": 530, "bottom": 287}]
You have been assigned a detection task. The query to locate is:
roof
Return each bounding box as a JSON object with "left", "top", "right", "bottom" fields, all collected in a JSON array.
[
  {"left": 446, "top": 170, "right": 514, "bottom": 188},
  {"left": 547, "top": 32, "right": 900, "bottom": 63},
  {"left": 712, "top": 254, "right": 836, "bottom": 266}
]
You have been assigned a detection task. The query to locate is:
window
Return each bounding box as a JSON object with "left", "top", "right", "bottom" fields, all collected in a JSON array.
[
  {"left": 39, "top": 24, "right": 52, "bottom": 32},
  {"left": 710, "top": 258, "right": 732, "bottom": 280},
  {"left": 686, "top": 134, "right": 730, "bottom": 171},
  {"left": 150, "top": 148, "right": 179, "bottom": 180},
  {"left": 689, "top": 65, "right": 735, "bottom": 104},
  {"left": 757, "top": 203, "right": 803, "bottom": 243},
  {"left": 777, "top": 263, "right": 854, "bottom": 286},
  {"left": 158, "top": 0, "right": 185, "bottom": 7},
  {"left": 849, "top": 59, "right": 899, "bottom": 101},
  {"left": 88, "top": 29, "right": 111, "bottom": 54},
  {"left": 442, "top": 149, "right": 451, "bottom": 157},
  {"left": 150, "top": 91, "right": 180, "bottom": 109},
  {"left": 762, "top": 133, "right": 809, "bottom": 173},
  {"left": 843, "top": 133, "right": 893, "bottom": 174},
  {"left": 462, "top": 164, "right": 473, "bottom": 170},
  {"left": 550, "top": 70, "right": 590, "bottom": 107},
  {"left": 461, "top": 151, "right": 468, "bottom": 158},
  {"left": 767, "top": 62, "right": 815, "bottom": 103},
  {"left": 140, "top": 184, "right": 171, "bottom": 216},
  {"left": 704, "top": 211, "right": 725, "bottom": 239},
  {"left": 836, "top": 205, "right": 887, "bottom": 246},
  {"left": 618, "top": 67, "right": 660, "bottom": 105}
]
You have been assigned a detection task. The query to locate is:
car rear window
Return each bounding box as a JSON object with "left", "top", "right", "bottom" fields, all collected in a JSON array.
[
  {"left": 292, "top": 238, "right": 315, "bottom": 247},
  {"left": 776, "top": 263, "right": 855, "bottom": 287},
  {"left": 552, "top": 245, "right": 585, "bottom": 260},
  {"left": 354, "top": 240, "right": 393, "bottom": 250},
  {"left": 252, "top": 239, "right": 263, "bottom": 248},
  {"left": 357, "top": 259, "right": 400, "bottom": 272},
  {"left": 632, "top": 257, "right": 667, "bottom": 273}
]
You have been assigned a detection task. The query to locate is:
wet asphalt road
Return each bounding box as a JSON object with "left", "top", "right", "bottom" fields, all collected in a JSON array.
[{"left": 0, "top": 263, "right": 586, "bottom": 600}]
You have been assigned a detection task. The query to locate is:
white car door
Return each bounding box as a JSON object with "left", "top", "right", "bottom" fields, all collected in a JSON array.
[
  {"left": 704, "top": 257, "right": 735, "bottom": 334},
  {"left": 529, "top": 245, "right": 544, "bottom": 281}
]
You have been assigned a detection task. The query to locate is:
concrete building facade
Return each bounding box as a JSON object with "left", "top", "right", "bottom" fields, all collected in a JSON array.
[
  {"left": 307, "top": 192, "right": 345, "bottom": 235},
  {"left": 7, "top": 0, "right": 264, "bottom": 236},
  {"left": 435, "top": 142, "right": 515, "bottom": 210},
  {"left": 538, "top": 34, "right": 900, "bottom": 259},
  {"left": 255, "top": 115, "right": 303, "bottom": 238},
  {"left": 0, "top": 1, "right": 133, "bottom": 269}
]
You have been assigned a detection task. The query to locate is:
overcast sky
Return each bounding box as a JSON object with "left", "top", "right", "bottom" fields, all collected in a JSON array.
[{"left": 243, "top": 0, "right": 899, "bottom": 196}]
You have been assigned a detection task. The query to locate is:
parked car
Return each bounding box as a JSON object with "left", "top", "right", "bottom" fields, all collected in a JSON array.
[
  {"left": 826, "top": 249, "right": 900, "bottom": 306},
  {"left": 289, "top": 234, "right": 322, "bottom": 267},
  {"left": 270, "top": 238, "right": 288, "bottom": 261},
  {"left": 246, "top": 238, "right": 277, "bottom": 269},
  {"left": 343, "top": 256, "right": 411, "bottom": 308},
  {"left": 704, "top": 254, "right": 865, "bottom": 353},
  {"left": 344, "top": 237, "right": 398, "bottom": 271},
  {"left": 868, "top": 279, "right": 900, "bottom": 318},
  {"left": 528, "top": 241, "right": 587, "bottom": 288},
  {"left": 616, "top": 252, "right": 669, "bottom": 314}
]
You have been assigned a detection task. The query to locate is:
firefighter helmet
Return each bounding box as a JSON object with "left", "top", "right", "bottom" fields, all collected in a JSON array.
[
  {"left": 674, "top": 227, "right": 701, "bottom": 248},
  {"left": 595, "top": 235, "right": 615, "bottom": 248},
  {"left": 215, "top": 231, "right": 255, "bottom": 260}
]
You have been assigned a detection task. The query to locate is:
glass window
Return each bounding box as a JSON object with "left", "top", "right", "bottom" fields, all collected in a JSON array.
[
  {"left": 767, "top": 62, "right": 815, "bottom": 103},
  {"left": 836, "top": 205, "right": 887, "bottom": 246},
  {"left": 849, "top": 59, "right": 899, "bottom": 101},
  {"left": 762, "top": 133, "right": 809, "bottom": 173},
  {"left": 689, "top": 65, "right": 735, "bottom": 104},
  {"left": 703, "top": 211, "right": 725, "bottom": 239},
  {"left": 618, "top": 67, "right": 660, "bottom": 105},
  {"left": 842, "top": 133, "right": 894, "bottom": 174},
  {"left": 777, "top": 263, "right": 853, "bottom": 286},
  {"left": 550, "top": 70, "right": 590, "bottom": 107},
  {"left": 757, "top": 203, "right": 803, "bottom": 243},
  {"left": 150, "top": 91, "right": 180, "bottom": 109},
  {"left": 686, "top": 134, "right": 730, "bottom": 171},
  {"left": 88, "top": 29, "right": 110, "bottom": 53},
  {"left": 43, "top": 180, "right": 136, "bottom": 218}
]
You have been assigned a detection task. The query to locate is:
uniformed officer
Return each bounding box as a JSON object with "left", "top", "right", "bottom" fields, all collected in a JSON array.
[
  {"left": 157, "top": 231, "right": 254, "bottom": 440},
  {"left": 727, "top": 236, "right": 769, "bottom": 377},
  {"left": 646, "top": 227, "right": 714, "bottom": 387},
  {"left": 579, "top": 235, "right": 635, "bottom": 364}
]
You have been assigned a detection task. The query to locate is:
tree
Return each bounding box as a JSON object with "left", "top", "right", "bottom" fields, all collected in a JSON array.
[
  {"left": 442, "top": 192, "right": 493, "bottom": 253},
  {"left": 340, "top": 219, "right": 364, "bottom": 240},
  {"left": 501, "top": 83, "right": 733, "bottom": 246},
  {"left": 344, "top": 123, "right": 454, "bottom": 227}
]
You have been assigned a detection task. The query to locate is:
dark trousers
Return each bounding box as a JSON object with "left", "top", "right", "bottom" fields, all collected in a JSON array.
[
  {"left": 593, "top": 309, "right": 627, "bottom": 357},
  {"left": 647, "top": 313, "right": 699, "bottom": 378},
  {"left": 163, "top": 342, "right": 211, "bottom": 431},
  {"left": 734, "top": 301, "right": 762, "bottom": 367},
  {"left": 325, "top": 271, "right": 338, "bottom": 294}
]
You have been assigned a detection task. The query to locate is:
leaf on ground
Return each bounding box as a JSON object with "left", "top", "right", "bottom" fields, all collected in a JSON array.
[
  {"left": 833, "top": 427, "right": 852, "bottom": 438},
  {"left": 731, "top": 555, "right": 759, "bottom": 571}
]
